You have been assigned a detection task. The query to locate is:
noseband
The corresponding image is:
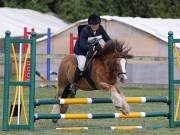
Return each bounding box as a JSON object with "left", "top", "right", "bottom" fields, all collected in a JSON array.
[{"left": 118, "top": 72, "right": 126, "bottom": 75}]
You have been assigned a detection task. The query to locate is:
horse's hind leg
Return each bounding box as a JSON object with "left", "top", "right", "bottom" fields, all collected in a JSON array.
[
  {"left": 51, "top": 87, "right": 63, "bottom": 123},
  {"left": 51, "top": 84, "right": 70, "bottom": 123},
  {"left": 59, "top": 84, "right": 72, "bottom": 114}
]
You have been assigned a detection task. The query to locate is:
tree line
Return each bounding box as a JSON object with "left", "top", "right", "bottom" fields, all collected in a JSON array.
[{"left": 1, "top": 0, "right": 180, "bottom": 23}]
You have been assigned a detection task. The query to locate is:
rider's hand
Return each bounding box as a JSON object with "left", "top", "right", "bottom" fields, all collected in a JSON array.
[{"left": 95, "top": 44, "right": 102, "bottom": 51}]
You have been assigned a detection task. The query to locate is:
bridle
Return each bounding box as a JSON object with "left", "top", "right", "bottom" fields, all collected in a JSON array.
[{"left": 118, "top": 72, "right": 126, "bottom": 75}]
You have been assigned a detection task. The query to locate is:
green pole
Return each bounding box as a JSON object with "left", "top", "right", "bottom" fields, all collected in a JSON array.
[
  {"left": 168, "top": 31, "right": 175, "bottom": 128},
  {"left": 2, "top": 31, "right": 11, "bottom": 131},
  {"left": 29, "top": 32, "right": 36, "bottom": 130}
]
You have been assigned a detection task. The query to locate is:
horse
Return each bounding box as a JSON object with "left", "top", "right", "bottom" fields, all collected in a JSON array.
[{"left": 51, "top": 39, "right": 132, "bottom": 123}]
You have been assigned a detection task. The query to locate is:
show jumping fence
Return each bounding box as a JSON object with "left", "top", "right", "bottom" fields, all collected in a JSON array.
[
  {"left": 168, "top": 31, "right": 180, "bottom": 127},
  {"left": 2, "top": 31, "right": 36, "bottom": 130},
  {"left": 1, "top": 31, "right": 180, "bottom": 130}
]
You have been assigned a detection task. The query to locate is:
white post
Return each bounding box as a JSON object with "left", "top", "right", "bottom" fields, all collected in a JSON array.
[{"left": 17, "top": 43, "right": 22, "bottom": 124}]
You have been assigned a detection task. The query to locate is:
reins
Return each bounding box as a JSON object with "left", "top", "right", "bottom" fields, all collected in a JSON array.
[{"left": 83, "top": 51, "right": 97, "bottom": 71}]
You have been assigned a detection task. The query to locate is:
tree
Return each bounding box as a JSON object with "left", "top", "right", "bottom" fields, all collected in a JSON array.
[
  {"left": 2, "top": 0, "right": 180, "bottom": 23},
  {"left": 3, "top": 0, "right": 54, "bottom": 12}
]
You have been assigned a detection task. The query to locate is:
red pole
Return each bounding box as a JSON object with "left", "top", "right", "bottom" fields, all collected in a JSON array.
[
  {"left": 24, "top": 27, "right": 28, "bottom": 54},
  {"left": 24, "top": 27, "right": 35, "bottom": 80},
  {"left": 70, "top": 33, "right": 73, "bottom": 54},
  {"left": 70, "top": 33, "right": 79, "bottom": 54}
]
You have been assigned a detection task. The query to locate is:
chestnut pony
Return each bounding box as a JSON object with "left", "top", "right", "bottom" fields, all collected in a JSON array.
[{"left": 51, "top": 40, "right": 132, "bottom": 123}]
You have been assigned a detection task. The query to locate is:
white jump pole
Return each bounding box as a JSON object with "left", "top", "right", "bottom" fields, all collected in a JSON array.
[{"left": 17, "top": 43, "right": 22, "bottom": 124}]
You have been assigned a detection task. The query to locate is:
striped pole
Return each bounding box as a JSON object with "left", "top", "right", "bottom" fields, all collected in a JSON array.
[
  {"left": 56, "top": 125, "right": 164, "bottom": 130},
  {"left": 35, "top": 96, "right": 168, "bottom": 106},
  {"left": 34, "top": 112, "right": 168, "bottom": 120}
]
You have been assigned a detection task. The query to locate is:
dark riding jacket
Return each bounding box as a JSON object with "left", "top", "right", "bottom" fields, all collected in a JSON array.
[{"left": 74, "top": 25, "right": 111, "bottom": 56}]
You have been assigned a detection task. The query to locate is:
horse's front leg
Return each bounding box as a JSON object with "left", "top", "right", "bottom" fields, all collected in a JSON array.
[
  {"left": 115, "top": 85, "right": 130, "bottom": 114},
  {"left": 99, "top": 82, "right": 130, "bottom": 115}
]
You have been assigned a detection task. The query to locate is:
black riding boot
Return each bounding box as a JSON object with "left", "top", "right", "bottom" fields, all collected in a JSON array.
[{"left": 70, "top": 68, "right": 81, "bottom": 96}]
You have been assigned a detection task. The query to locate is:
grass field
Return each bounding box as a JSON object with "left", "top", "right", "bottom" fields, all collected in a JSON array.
[{"left": 0, "top": 84, "right": 180, "bottom": 135}]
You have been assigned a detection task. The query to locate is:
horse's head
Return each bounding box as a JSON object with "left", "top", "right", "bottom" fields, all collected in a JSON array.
[{"left": 102, "top": 40, "right": 133, "bottom": 82}]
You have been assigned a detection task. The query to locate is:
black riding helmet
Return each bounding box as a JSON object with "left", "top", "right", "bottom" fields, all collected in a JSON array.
[{"left": 88, "top": 14, "right": 101, "bottom": 25}]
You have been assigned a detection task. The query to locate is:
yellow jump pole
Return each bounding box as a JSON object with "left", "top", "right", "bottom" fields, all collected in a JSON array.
[
  {"left": 9, "top": 43, "right": 29, "bottom": 125},
  {"left": 174, "top": 44, "right": 180, "bottom": 73},
  {"left": 175, "top": 88, "right": 180, "bottom": 121},
  {"left": 9, "top": 43, "right": 19, "bottom": 124},
  {"left": 173, "top": 44, "right": 180, "bottom": 121}
]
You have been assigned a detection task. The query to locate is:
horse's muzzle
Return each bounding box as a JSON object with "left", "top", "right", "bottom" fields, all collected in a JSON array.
[{"left": 118, "top": 73, "right": 127, "bottom": 83}]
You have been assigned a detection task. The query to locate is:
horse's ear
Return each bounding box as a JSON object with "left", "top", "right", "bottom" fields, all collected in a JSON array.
[
  {"left": 126, "top": 54, "right": 133, "bottom": 59},
  {"left": 122, "top": 47, "right": 133, "bottom": 59}
]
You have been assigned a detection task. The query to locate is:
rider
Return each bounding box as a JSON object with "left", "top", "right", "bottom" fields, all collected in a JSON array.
[{"left": 70, "top": 14, "right": 111, "bottom": 96}]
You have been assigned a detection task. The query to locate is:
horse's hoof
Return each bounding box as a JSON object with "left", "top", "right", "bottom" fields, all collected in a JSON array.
[
  {"left": 52, "top": 119, "right": 58, "bottom": 123},
  {"left": 122, "top": 110, "right": 129, "bottom": 115},
  {"left": 122, "top": 106, "right": 130, "bottom": 115},
  {"left": 115, "top": 106, "right": 130, "bottom": 115}
]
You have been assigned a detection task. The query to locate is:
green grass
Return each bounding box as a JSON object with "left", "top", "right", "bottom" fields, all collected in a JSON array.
[{"left": 1, "top": 84, "right": 180, "bottom": 135}]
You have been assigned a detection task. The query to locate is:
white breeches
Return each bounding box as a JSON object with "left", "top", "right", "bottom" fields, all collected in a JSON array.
[{"left": 76, "top": 55, "right": 86, "bottom": 71}]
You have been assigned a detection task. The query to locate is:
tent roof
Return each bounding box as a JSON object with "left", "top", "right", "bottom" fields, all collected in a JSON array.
[
  {"left": 101, "top": 16, "right": 180, "bottom": 43},
  {"left": 0, "top": 7, "right": 68, "bottom": 38},
  {"left": 45, "top": 15, "right": 180, "bottom": 44}
]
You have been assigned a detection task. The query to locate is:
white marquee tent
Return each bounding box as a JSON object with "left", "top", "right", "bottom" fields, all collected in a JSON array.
[{"left": 0, "top": 7, "right": 68, "bottom": 38}]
